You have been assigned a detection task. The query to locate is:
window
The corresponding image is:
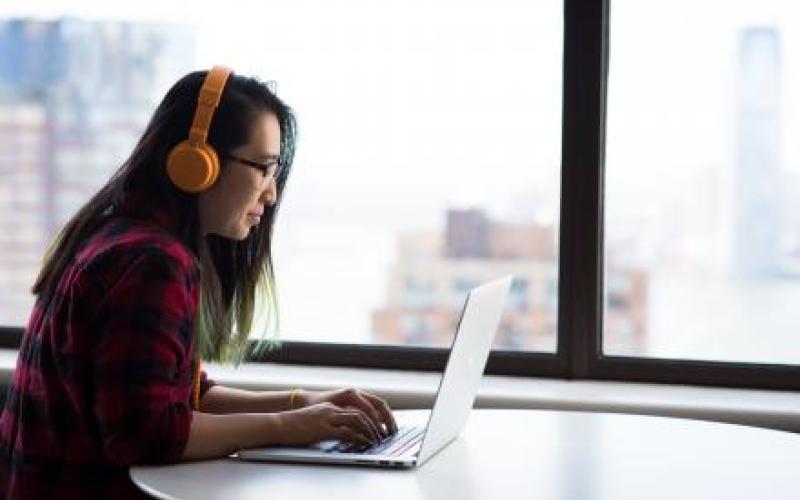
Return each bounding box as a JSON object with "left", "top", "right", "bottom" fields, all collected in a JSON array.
[
  {"left": 0, "top": 1, "right": 563, "bottom": 355},
  {"left": 2, "top": 1, "right": 798, "bottom": 390},
  {"left": 605, "top": 0, "right": 800, "bottom": 364}
]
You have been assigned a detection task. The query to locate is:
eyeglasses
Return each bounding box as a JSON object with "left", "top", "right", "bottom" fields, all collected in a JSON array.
[{"left": 226, "top": 153, "right": 282, "bottom": 183}]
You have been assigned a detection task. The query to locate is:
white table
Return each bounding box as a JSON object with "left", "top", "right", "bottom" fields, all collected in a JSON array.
[{"left": 131, "top": 409, "right": 800, "bottom": 500}]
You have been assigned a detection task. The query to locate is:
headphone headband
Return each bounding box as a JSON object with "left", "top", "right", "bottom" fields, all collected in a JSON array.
[{"left": 188, "top": 65, "right": 232, "bottom": 145}]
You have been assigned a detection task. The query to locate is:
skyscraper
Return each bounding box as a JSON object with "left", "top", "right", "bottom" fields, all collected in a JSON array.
[{"left": 733, "top": 27, "right": 781, "bottom": 277}]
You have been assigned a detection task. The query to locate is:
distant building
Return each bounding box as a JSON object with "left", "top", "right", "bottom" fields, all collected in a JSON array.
[
  {"left": 445, "top": 208, "right": 490, "bottom": 259},
  {"left": 0, "top": 18, "right": 195, "bottom": 326},
  {"left": 733, "top": 27, "right": 781, "bottom": 277},
  {"left": 372, "top": 208, "right": 647, "bottom": 352}
]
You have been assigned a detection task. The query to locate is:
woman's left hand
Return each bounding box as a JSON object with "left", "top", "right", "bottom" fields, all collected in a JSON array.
[{"left": 302, "top": 388, "right": 398, "bottom": 439}]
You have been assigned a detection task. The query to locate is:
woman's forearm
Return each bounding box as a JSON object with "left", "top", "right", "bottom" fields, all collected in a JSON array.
[
  {"left": 180, "top": 411, "right": 284, "bottom": 460},
  {"left": 199, "top": 384, "right": 307, "bottom": 414}
]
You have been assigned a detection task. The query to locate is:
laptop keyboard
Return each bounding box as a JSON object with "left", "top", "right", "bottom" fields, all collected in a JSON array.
[{"left": 323, "top": 425, "right": 424, "bottom": 456}]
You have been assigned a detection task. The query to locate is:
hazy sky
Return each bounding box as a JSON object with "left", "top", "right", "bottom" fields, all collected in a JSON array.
[{"left": 3, "top": 0, "right": 798, "bottom": 181}]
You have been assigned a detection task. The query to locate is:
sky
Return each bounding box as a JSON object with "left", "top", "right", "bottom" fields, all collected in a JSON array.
[
  {"left": 2, "top": 0, "right": 799, "bottom": 350},
  {"left": 2, "top": 0, "right": 797, "bottom": 193}
]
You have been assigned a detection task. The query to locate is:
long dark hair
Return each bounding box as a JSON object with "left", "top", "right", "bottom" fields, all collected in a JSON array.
[{"left": 32, "top": 69, "right": 297, "bottom": 364}]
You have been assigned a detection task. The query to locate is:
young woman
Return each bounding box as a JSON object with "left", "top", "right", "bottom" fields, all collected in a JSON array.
[{"left": 0, "top": 66, "right": 397, "bottom": 499}]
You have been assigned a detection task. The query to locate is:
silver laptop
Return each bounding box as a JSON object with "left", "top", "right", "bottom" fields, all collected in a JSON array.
[{"left": 236, "top": 275, "right": 513, "bottom": 469}]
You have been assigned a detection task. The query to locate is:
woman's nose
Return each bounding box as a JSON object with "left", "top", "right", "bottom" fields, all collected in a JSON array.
[{"left": 260, "top": 177, "right": 277, "bottom": 205}]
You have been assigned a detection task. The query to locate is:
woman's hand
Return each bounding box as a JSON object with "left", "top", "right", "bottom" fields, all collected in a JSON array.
[
  {"left": 276, "top": 401, "right": 389, "bottom": 447},
  {"left": 297, "top": 388, "right": 398, "bottom": 440}
]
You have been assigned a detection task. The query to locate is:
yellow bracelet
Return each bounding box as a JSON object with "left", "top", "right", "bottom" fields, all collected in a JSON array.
[{"left": 289, "top": 389, "right": 301, "bottom": 409}]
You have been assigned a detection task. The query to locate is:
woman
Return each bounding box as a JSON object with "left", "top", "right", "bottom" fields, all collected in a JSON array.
[{"left": 0, "top": 66, "right": 397, "bottom": 499}]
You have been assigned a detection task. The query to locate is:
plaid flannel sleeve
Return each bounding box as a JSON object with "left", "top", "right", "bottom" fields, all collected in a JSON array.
[{"left": 90, "top": 248, "right": 199, "bottom": 466}]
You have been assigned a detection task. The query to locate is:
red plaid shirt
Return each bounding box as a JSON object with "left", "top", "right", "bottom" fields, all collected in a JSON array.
[{"left": 0, "top": 215, "right": 216, "bottom": 499}]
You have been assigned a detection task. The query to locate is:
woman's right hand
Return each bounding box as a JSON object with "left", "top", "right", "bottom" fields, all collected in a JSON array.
[{"left": 276, "top": 402, "right": 384, "bottom": 447}]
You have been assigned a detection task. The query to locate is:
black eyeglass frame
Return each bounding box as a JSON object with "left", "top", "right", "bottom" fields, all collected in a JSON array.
[{"left": 226, "top": 153, "right": 282, "bottom": 177}]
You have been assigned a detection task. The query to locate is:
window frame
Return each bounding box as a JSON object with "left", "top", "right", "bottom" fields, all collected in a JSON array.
[{"left": 2, "top": 0, "right": 799, "bottom": 391}]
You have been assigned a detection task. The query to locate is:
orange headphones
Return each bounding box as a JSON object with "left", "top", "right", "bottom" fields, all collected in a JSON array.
[{"left": 166, "top": 65, "right": 233, "bottom": 193}]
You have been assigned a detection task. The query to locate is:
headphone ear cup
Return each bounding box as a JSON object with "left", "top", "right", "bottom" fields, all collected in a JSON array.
[{"left": 166, "top": 140, "right": 220, "bottom": 193}]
